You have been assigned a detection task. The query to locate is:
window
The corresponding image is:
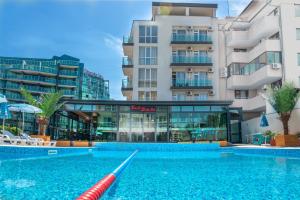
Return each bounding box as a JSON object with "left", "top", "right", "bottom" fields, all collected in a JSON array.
[
  {"left": 139, "top": 26, "right": 157, "bottom": 43},
  {"left": 138, "top": 91, "right": 157, "bottom": 101},
  {"left": 138, "top": 68, "right": 157, "bottom": 88},
  {"left": 297, "top": 28, "right": 300, "bottom": 40},
  {"left": 139, "top": 47, "right": 157, "bottom": 65},
  {"left": 235, "top": 90, "right": 249, "bottom": 99},
  {"left": 298, "top": 53, "right": 300, "bottom": 66},
  {"left": 295, "top": 5, "right": 300, "bottom": 17},
  {"left": 267, "top": 52, "right": 281, "bottom": 64}
]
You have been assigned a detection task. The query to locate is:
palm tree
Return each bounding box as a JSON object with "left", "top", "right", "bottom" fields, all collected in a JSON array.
[
  {"left": 267, "top": 82, "right": 299, "bottom": 135},
  {"left": 20, "top": 88, "right": 64, "bottom": 136}
]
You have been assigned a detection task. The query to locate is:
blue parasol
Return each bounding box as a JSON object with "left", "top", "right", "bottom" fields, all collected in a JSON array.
[
  {"left": 0, "top": 102, "right": 11, "bottom": 133},
  {"left": 260, "top": 113, "right": 269, "bottom": 127}
]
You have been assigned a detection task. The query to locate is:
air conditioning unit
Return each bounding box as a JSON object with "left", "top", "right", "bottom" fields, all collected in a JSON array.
[
  {"left": 186, "top": 91, "right": 192, "bottom": 96},
  {"left": 187, "top": 26, "right": 192, "bottom": 30},
  {"left": 208, "top": 26, "right": 213, "bottom": 32},
  {"left": 220, "top": 67, "right": 228, "bottom": 78},
  {"left": 208, "top": 68, "right": 214, "bottom": 73},
  {"left": 209, "top": 90, "right": 215, "bottom": 96},
  {"left": 187, "top": 68, "right": 193, "bottom": 72},
  {"left": 187, "top": 46, "right": 193, "bottom": 50},
  {"left": 208, "top": 47, "right": 213, "bottom": 52},
  {"left": 271, "top": 63, "right": 281, "bottom": 70}
]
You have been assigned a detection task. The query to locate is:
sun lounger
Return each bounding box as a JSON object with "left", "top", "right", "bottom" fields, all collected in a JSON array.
[
  {"left": 20, "top": 133, "right": 44, "bottom": 146},
  {"left": 0, "top": 130, "right": 26, "bottom": 145}
]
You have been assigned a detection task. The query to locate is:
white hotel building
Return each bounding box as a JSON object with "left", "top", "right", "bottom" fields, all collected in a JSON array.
[{"left": 121, "top": 0, "right": 300, "bottom": 141}]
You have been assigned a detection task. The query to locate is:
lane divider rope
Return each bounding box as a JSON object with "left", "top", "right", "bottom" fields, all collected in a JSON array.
[{"left": 77, "top": 150, "right": 139, "bottom": 200}]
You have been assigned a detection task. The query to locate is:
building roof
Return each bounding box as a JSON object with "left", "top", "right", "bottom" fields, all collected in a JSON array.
[{"left": 152, "top": 2, "right": 218, "bottom": 8}]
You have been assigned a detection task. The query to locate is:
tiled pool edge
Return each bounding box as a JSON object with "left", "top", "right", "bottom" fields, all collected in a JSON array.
[
  {"left": 0, "top": 145, "right": 93, "bottom": 160},
  {"left": 226, "top": 147, "right": 300, "bottom": 158}
]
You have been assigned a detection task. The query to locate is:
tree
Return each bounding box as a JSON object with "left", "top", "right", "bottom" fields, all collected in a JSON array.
[
  {"left": 267, "top": 82, "right": 299, "bottom": 135},
  {"left": 20, "top": 88, "right": 64, "bottom": 136}
]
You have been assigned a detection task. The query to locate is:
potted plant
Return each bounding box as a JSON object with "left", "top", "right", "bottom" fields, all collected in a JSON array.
[
  {"left": 267, "top": 82, "right": 300, "bottom": 146},
  {"left": 263, "top": 130, "right": 276, "bottom": 146}
]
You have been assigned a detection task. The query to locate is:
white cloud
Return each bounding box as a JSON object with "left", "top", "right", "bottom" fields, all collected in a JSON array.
[{"left": 103, "top": 34, "right": 123, "bottom": 56}]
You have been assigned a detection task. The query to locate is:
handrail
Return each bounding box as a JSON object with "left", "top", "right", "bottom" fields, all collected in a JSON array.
[{"left": 77, "top": 150, "right": 138, "bottom": 200}]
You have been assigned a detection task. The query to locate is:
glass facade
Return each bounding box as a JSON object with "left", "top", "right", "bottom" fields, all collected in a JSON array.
[
  {"left": 56, "top": 101, "right": 242, "bottom": 143},
  {"left": 81, "top": 69, "right": 110, "bottom": 100},
  {"left": 0, "top": 55, "right": 110, "bottom": 132}
]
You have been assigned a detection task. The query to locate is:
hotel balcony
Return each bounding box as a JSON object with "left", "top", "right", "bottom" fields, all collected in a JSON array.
[
  {"left": 5, "top": 83, "right": 55, "bottom": 94},
  {"left": 227, "top": 40, "right": 281, "bottom": 65},
  {"left": 121, "top": 78, "right": 133, "bottom": 97},
  {"left": 122, "top": 36, "right": 133, "bottom": 57},
  {"left": 6, "top": 74, "right": 56, "bottom": 86},
  {"left": 122, "top": 57, "right": 133, "bottom": 76},
  {"left": 10, "top": 64, "right": 57, "bottom": 76},
  {"left": 171, "top": 34, "right": 212, "bottom": 45},
  {"left": 59, "top": 60, "right": 80, "bottom": 69},
  {"left": 171, "top": 79, "right": 213, "bottom": 89},
  {"left": 57, "top": 80, "right": 77, "bottom": 88},
  {"left": 231, "top": 95, "right": 266, "bottom": 112},
  {"left": 227, "top": 64, "right": 282, "bottom": 90},
  {"left": 170, "top": 55, "right": 212, "bottom": 67},
  {"left": 60, "top": 90, "right": 76, "bottom": 97},
  {"left": 227, "top": 15, "right": 279, "bottom": 48},
  {"left": 58, "top": 70, "right": 78, "bottom": 78}
]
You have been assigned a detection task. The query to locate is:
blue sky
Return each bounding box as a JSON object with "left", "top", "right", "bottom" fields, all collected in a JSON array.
[{"left": 0, "top": 0, "right": 250, "bottom": 99}]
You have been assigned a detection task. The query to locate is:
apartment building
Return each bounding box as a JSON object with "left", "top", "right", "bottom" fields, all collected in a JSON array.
[
  {"left": 224, "top": 0, "right": 300, "bottom": 140},
  {"left": 122, "top": 2, "right": 222, "bottom": 101},
  {"left": 0, "top": 54, "right": 110, "bottom": 132},
  {"left": 121, "top": 1, "right": 300, "bottom": 141}
]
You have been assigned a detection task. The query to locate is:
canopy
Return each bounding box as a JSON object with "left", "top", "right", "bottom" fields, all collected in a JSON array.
[
  {"left": 0, "top": 102, "right": 11, "bottom": 133},
  {"left": 8, "top": 104, "right": 42, "bottom": 114}
]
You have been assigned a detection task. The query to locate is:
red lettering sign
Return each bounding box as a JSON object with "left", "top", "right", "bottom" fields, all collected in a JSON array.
[{"left": 130, "top": 105, "right": 156, "bottom": 112}]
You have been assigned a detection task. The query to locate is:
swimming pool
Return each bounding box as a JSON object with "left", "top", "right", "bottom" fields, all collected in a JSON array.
[{"left": 1, "top": 144, "right": 300, "bottom": 200}]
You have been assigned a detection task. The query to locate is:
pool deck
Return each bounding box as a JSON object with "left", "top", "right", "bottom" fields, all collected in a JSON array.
[{"left": 232, "top": 144, "right": 300, "bottom": 149}]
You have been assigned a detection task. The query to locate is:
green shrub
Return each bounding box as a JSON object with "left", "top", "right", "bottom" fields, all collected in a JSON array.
[{"left": 0, "top": 125, "right": 21, "bottom": 135}]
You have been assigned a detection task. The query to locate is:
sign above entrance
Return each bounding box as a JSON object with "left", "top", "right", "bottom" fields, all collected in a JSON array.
[{"left": 130, "top": 105, "right": 156, "bottom": 112}]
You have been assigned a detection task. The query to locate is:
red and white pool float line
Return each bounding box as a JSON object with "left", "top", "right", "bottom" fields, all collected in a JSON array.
[{"left": 77, "top": 150, "right": 139, "bottom": 200}]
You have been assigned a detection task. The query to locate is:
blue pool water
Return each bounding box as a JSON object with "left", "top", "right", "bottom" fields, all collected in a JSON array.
[{"left": 1, "top": 147, "right": 300, "bottom": 199}]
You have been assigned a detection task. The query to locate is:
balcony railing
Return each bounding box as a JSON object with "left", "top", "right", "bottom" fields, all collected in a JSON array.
[
  {"left": 172, "top": 79, "right": 212, "bottom": 88},
  {"left": 171, "top": 56, "right": 212, "bottom": 65},
  {"left": 59, "top": 60, "right": 80, "bottom": 67},
  {"left": 11, "top": 64, "right": 57, "bottom": 75},
  {"left": 58, "top": 80, "right": 77, "bottom": 86},
  {"left": 59, "top": 70, "right": 78, "bottom": 77},
  {"left": 60, "top": 90, "right": 76, "bottom": 96},
  {"left": 123, "top": 36, "right": 133, "bottom": 44},
  {"left": 122, "top": 57, "right": 133, "bottom": 66},
  {"left": 6, "top": 74, "right": 56, "bottom": 84},
  {"left": 122, "top": 79, "right": 133, "bottom": 89},
  {"left": 171, "top": 34, "right": 212, "bottom": 43}
]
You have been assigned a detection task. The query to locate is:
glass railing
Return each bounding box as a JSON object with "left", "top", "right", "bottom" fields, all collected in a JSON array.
[
  {"left": 11, "top": 64, "right": 57, "bottom": 74},
  {"left": 172, "top": 79, "right": 212, "bottom": 87},
  {"left": 171, "top": 56, "right": 212, "bottom": 64},
  {"left": 98, "top": 122, "right": 117, "bottom": 128},
  {"left": 5, "top": 92, "right": 23, "bottom": 100},
  {"left": 59, "top": 60, "right": 79, "bottom": 67},
  {"left": 60, "top": 90, "right": 75, "bottom": 95},
  {"left": 58, "top": 80, "right": 77, "bottom": 86},
  {"left": 59, "top": 70, "right": 78, "bottom": 76},
  {"left": 172, "top": 34, "right": 212, "bottom": 43},
  {"left": 6, "top": 74, "right": 56, "bottom": 84},
  {"left": 122, "top": 79, "right": 133, "bottom": 89},
  {"left": 123, "top": 36, "right": 133, "bottom": 44},
  {"left": 122, "top": 57, "right": 133, "bottom": 66}
]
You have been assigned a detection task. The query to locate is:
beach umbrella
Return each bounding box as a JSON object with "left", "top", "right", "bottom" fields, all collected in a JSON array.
[
  {"left": 0, "top": 102, "right": 11, "bottom": 133},
  {"left": 260, "top": 113, "right": 269, "bottom": 144},
  {"left": 8, "top": 104, "right": 42, "bottom": 133},
  {"left": 0, "top": 94, "right": 7, "bottom": 103}
]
